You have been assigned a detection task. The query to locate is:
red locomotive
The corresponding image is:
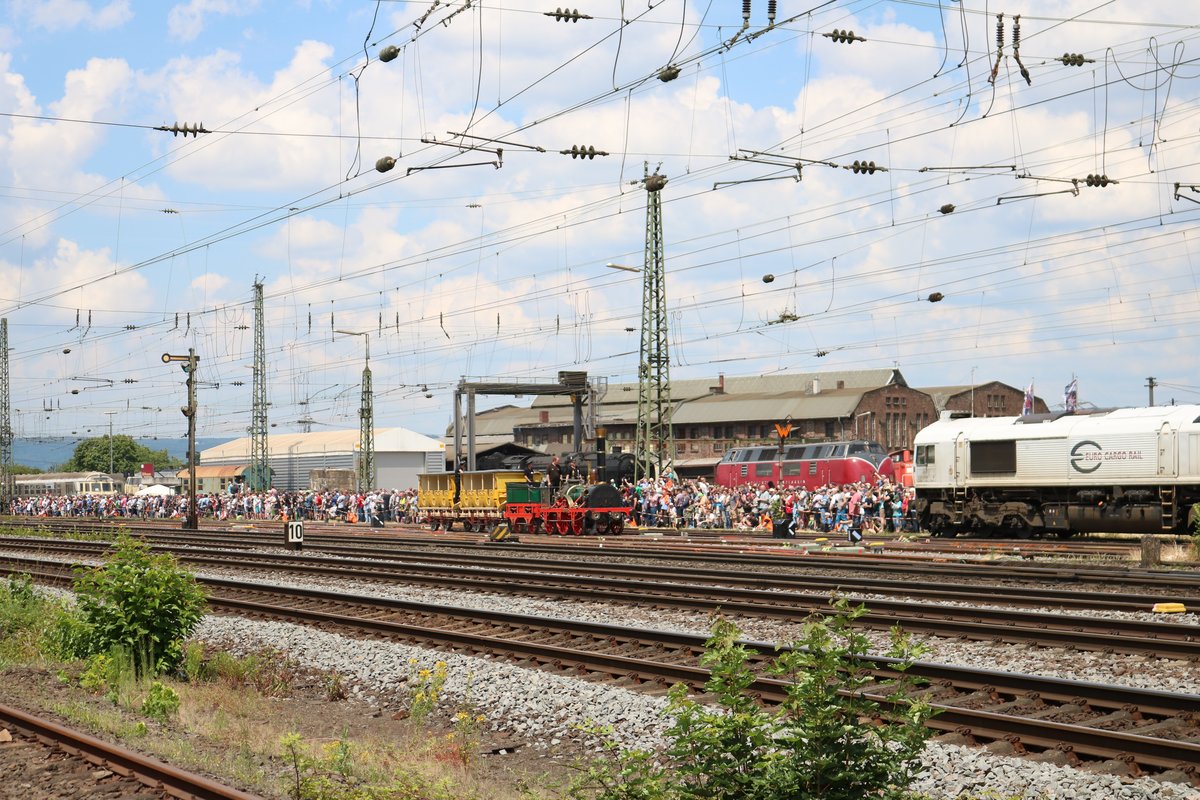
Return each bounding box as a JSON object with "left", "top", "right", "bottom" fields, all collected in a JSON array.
[{"left": 713, "top": 440, "right": 896, "bottom": 489}]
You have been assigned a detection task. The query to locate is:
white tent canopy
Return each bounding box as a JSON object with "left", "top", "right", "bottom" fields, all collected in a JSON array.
[{"left": 135, "top": 484, "right": 174, "bottom": 496}]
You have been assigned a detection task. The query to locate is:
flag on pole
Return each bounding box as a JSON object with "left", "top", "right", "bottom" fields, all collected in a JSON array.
[
  {"left": 1064, "top": 378, "right": 1078, "bottom": 412},
  {"left": 1022, "top": 381, "right": 1035, "bottom": 416}
]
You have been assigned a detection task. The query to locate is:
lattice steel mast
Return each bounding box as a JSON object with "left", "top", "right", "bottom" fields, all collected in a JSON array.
[
  {"left": 249, "top": 280, "right": 270, "bottom": 490},
  {"left": 336, "top": 328, "right": 375, "bottom": 492},
  {"left": 357, "top": 338, "right": 375, "bottom": 491},
  {"left": 634, "top": 168, "right": 674, "bottom": 481},
  {"left": 0, "top": 318, "right": 13, "bottom": 504}
]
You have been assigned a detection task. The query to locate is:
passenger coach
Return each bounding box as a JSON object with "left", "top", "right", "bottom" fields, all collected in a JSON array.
[
  {"left": 14, "top": 471, "right": 120, "bottom": 496},
  {"left": 912, "top": 405, "right": 1200, "bottom": 537}
]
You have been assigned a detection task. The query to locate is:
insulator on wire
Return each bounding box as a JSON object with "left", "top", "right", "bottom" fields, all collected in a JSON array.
[
  {"left": 988, "top": 13, "right": 1005, "bottom": 84},
  {"left": 1084, "top": 174, "right": 1116, "bottom": 187},
  {"left": 155, "top": 122, "right": 210, "bottom": 137},
  {"left": 845, "top": 160, "right": 884, "bottom": 174},
  {"left": 742, "top": 0, "right": 751, "bottom": 24},
  {"left": 560, "top": 145, "right": 609, "bottom": 160},
  {"left": 928, "top": 292, "right": 945, "bottom": 303},
  {"left": 938, "top": 204, "right": 956, "bottom": 215},
  {"left": 1012, "top": 15, "right": 1031, "bottom": 85},
  {"left": 379, "top": 45, "right": 399, "bottom": 63},
  {"left": 657, "top": 65, "right": 681, "bottom": 82},
  {"left": 767, "top": 0, "right": 776, "bottom": 24},
  {"left": 376, "top": 156, "right": 397, "bottom": 173},
  {"left": 823, "top": 29, "right": 864, "bottom": 44},
  {"left": 544, "top": 7, "right": 592, "bottom": 22},
  {"left": 1060, "top": 53, "right": 1094, "bottom": 67}
]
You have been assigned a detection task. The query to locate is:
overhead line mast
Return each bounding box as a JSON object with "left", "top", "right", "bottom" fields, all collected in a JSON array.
[
  {"left": 0, "top": 319, "right": 13, "bottom": 504},
  {"left": 634, "top": 167, "right": 674, "bottom": 482},
  {"left": 250, "top": 280, "right": 270, "bottom": 490}
]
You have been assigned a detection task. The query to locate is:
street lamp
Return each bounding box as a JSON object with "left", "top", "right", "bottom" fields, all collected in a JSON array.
[{"left": 334, "top": 330, "right": 375, "bottom": 492}]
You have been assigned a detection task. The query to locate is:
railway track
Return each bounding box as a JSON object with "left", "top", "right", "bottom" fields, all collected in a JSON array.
[
  {"left": 8, "top": 559, "right": 1198, "bottom": 785},
  {"left": 3, "top": 518, "right": 1195, "bottom": 594},
  {"left": 0, "top": 702, "right": 261, "bottom": 799},
  {"left": 2, "top": 515, "right": 1159, "bottom": 561},
  {"left": 2, "top": 537, "right": 1198, "bottom": 660},
  {"left": 2, "top": 534, "right": 1190, "bottom": 633}
]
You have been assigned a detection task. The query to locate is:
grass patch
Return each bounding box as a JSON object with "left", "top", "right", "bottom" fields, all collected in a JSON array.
[
  {"left": 0, "top": 595, "right": 562, "bottom": 800},
  {"left": 0, "top": 524, "right": 114, "bottom": 542}
]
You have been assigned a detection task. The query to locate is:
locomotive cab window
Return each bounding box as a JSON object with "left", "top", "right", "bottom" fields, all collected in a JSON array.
[
  {"left": 970, "top": 440, "right": 1016, "bottom": 474},
  {"left": 915, "top": 445, "right": 935, "bottom": 466}
]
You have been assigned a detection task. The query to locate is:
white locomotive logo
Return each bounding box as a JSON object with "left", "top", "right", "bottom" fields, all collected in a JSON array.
[{"left": 1069, "top": 440, "right": 1145, "bottom": 473}]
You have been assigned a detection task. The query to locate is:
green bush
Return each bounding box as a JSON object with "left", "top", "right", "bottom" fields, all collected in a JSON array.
[
  {"left": 0, "top": 574, "right": 40, "bottom": 635},
  {"left": 572, "top": 600, "right": 936, "bottom": 800},
  {"left": 72, "top": 536, "right": 208, "bottom": 677},
  {"left": 141, "top": 681, "right": 181, "bottom": 721},
  {"left": 0, "top": 573, "right": 91, "bottom": 665}
]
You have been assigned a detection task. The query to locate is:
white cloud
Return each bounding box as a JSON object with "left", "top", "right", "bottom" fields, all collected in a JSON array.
[
  {"left": 168, "top": 0, "right": 259, "bottom": 42},
  {"left": 14, "top": 0, "right": 131, "bottom": 32}
]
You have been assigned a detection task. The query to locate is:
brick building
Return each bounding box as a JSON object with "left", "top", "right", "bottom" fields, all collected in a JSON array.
[
  {"left": 468, "top": 369, "right": 999, "bottom": 472},
  {"left": 921, "top": 382, "right": 1049, "bottom": 418}
]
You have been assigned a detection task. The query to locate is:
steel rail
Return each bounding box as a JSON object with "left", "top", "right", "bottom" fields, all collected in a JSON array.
[
  {"left": 6, "top": 518, "right": 1197, "bottom": 591},
  {"left": 1, "top": 545, "right": 1197, "bottom": 660},
  {"left": 7, "top": 560, "right": 1198, "bottom": 782},
  {"left": 0, "top": 702, "right": 263, "bottom": 800},
  {"left": 196, "top": 585, "right": 1200, "bottom": 780},
  {"left": 2, "top": 535, "right": 1192, "bottom": 613}
]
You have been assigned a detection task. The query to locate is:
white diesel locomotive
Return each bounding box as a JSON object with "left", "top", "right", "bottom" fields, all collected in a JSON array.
[{"left": 912, "top": 405, "right": 1200, "bottom": 537}]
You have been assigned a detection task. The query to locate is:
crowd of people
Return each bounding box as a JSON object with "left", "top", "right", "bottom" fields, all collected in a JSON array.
[
  {"left": 6, "top": 474, "right": 916, "bottom": 538},
  {"left": 7, "top": 488, "right": 422, "bottom": 526},
  {"left": 616, "top": 476, "right": 917, "bottom": 537}
]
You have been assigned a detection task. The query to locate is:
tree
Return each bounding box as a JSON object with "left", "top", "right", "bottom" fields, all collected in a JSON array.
[
  {"left": 11, "top": 464, "right": 44, "bottom": 475},
  {"left": 63, "top": 435, "right": 181, "bottom": 475}
]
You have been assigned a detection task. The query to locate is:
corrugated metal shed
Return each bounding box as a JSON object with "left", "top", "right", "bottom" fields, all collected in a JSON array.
[{"left": 200, "top": 427, "right": 444, "bottom": 460}]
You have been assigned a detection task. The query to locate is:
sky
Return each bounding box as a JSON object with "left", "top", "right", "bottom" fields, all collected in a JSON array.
[{"left": 1, "top": 0, "right": 1199, "bottom": 446}]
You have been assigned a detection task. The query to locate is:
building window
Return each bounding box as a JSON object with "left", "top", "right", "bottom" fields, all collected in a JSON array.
[{"left": 824, "top": 421, "right": 834, "bottom": 438}]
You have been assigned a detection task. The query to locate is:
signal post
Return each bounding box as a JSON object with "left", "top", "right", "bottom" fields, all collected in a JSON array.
[{"left": 162, "top": 349, "right": 199, "bottom": 530}]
